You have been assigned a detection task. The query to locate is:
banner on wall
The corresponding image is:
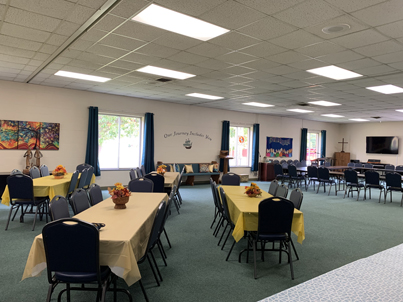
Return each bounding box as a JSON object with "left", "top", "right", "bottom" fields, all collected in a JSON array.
[{"left": 266, "top": 137, "right": 292, "bottom": 157}]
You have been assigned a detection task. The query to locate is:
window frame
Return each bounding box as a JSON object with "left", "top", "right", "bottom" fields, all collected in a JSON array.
[
  {"left": 98, "top": 113, "right": 143, "bottom": 171},
  {"left": 229, "top": 125, "right": 252, "bottom": 168}
]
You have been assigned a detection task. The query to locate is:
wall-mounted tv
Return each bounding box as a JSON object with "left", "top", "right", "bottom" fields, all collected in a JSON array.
[{"left": 366, "top": 136, "right": 399, "bottom": 154}]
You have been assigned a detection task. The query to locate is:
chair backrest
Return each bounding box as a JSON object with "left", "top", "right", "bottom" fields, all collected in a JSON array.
[
  {"left": 317, "top": 167, "right": 330, "bottom": 180},
  {"left": 364, "top": 163, "right": 373, "bottom": 169},
  {"left": 136, "top": 167, "right": 143, "bottom": 178},
  {"left": 42, "top": 218, "right": 101, "bottom": 284},
  {"left": 77, "top": 168, "right": 89, "bottom": 189},
  {"left": 210, "top": 179, "right": 221, "bottom": 212},
  {"left": 385, "top": 164, "right": 395, "bottom": 171},
  {"left": 385, "top": 173, "right": 402, "bottom": 188},
  {"left": 40, "top": 164, "right": 49, "bottom": 177},
  {"left": 160, "top": 187, "right": 175, "bottom": 235},
  {"left": 307, "top": 166, "right": 318, "bottom": 177},
  {"left": 128, "top": 177, "right": 154, "bottom": 192},
  {"left": 395, "top": 165, "right": 403, "bottom": 171},
  {"left": 281, "top": 162, "right": 288, "bottom": 169},
  {"left": 146, "top": 201, "right": 166, "bottom": 252},
  {"left": 347, "top": 162, "right": 355, "bottom": 167},
  {"left": 49, "top": 195, "right": 70, "bottom": 221},
  {"left": 221, "top": 173, "right": 241, "bottom": 186},
  {"left": 84, "top": 166, "right": 94, "bottom": 188},
  {"left": 7, "top": 174, "right": 34, "bottom": 201},
  {"left": 11, "top": 169, "right": 22, "bottom": 175},
  {"left": 295, "top": 162, "right": 301, "bottom": 167},
  {"left": 129, "top": 169, "right": 137, "bottom": 180},
  {"left": 275, "top": 184, "right": 288, "bottom": 198},
  {"left": 273, "top": 164, "right": 283, "bottom": 176},
  {"left": 344, "top": 169, "right": 358, "bottom": 184},
  {"left": 293, "top": 160, "right": 299, "bottom": 165},
  {"left": 287, "top": 165, "right": 297, "bottom": 177},
  {"left": 258, "top": 197, "right": 294, "bottom": 236},
  {"left": 70, "top": 188, "right": 90, "bottom": 215},
  {"left": 30, "top": 166, "right": 41, "bottom": 179},
  {"left": 88, "top": 183, "right": 103, "bottom": 206},
  {"left": 66, "top": 170, "right": 79, "bottom": 198},
  {"left": 324, "top": 162, "right": 331, "bottom": 167},
  {"left": 365, "top": 170, "right": 380, "bottom": 186},
  {"left": 286, "top": 159, "right": 293, "bottom": 164},
  {"left": 354, "top": 163, "right": 363, "bottom": 168},
  {"left": 177, "top": 168, "right": 185, "bottom": 190},
  {"left": 268, "top": 180, "right": 279, "bottom": 196},
  {"left": 219, "top": 187, "right": 232, "bottom": 223},
  {"left": 76, "top": 163, "right": 90, "bottom": 173},
  {"left": 289, "top": 188, "right": 303, "bottom": 210},
  {"left": 273, "top": 160, "right": 279, "bottom": 164},
  {"left": 300, "top": 160, "right": 307, "bottom": 167},
  {"left": 144, "top": 173, "right": 165, "bottom": 192},
  {"left": 141, "top": 165, "right": 146, "bottom": 177},
  {"left": 280, "top": 160, "right": 286, "bottom": 164}
]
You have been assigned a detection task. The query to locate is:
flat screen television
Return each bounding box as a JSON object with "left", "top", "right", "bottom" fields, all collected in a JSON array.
[{"left": 366, "top": 136, "right": 399, "bottom": 154}]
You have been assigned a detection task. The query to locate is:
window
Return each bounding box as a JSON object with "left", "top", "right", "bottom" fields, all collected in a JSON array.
[
  {"left": 229, "top": 126, "right": 251, "bottom": 167},
  {"left": 307, "top": 131, "right": 320, "bottom": 161},
  {"left": 98, "top": 114, "right": 142, "bottom": 170}
]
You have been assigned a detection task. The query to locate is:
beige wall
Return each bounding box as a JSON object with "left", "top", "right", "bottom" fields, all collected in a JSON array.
[{"left": 0, "top": 80, "right": 340, "bottom": 186}]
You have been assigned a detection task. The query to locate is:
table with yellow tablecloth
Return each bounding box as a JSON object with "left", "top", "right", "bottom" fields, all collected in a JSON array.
[
  {"left": 220, "top": 186, "right": 305, "bottom": 244},
  {"left": 22, "top": 192, "right": 168, "bottom": 286},
  {"left": 1, "top": 173, "right": 95, "bottom": 206}
]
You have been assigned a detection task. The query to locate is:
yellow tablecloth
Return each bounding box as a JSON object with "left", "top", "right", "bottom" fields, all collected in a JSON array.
[
  {"left": 1, "top": 173, "right": 95, "bottom": 206},
  {"left": 220, "top": 186, "right": 305, "bottom": 244},
  {"left": 22, "top": 192, "right": 168, "bottom": 286}
]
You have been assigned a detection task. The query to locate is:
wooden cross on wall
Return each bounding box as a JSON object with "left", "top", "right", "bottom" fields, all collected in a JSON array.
[{"left": 338, "top": 138, "right": 348, "bottom": 152}]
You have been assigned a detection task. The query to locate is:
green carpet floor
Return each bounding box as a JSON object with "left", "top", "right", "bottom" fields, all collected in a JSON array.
[{"left": 1, "top": 182, "right": 403, "bottom": 302}]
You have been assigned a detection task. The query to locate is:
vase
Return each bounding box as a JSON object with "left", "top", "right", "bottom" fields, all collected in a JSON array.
[
  {"left": 247, "top": 193, "right": 260, "bottom": 198},
  {"left": 53, "top": 175, "right": 64, "bottom": 179},
  {"left": 112, "top": 196, "right": 130, "bottom": 209}
]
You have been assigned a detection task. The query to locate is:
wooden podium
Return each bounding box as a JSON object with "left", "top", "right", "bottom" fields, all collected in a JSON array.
[{"left": 219, "top": 150, "right": 233, "bottom": 174}]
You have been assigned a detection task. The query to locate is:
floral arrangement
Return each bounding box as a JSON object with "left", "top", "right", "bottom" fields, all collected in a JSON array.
[
  {"left": 157, "top": 164, "right": 167, "bottom": 175},
  {"left": 52, "top": 165, "right": 67, "bottom": 176},
  {"left": 108, "top": 182, "right": 131, "bottom": 200},
  {"left": 244, "top": 182, "right": 262, "bottom": 197}
]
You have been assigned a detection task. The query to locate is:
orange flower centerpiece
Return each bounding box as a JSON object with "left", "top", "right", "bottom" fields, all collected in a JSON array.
[
  {"left": 108, "top": 182, "right": 131, "bottom": 209},
  {"left": 244, "top": 182, "right": 262, "bottom": 198},
  {"left": 52, "top": 165, "right": 67, "bottom": 179},
  {"left": 157, "top": 164, "right": 167, "bottom": 175}
]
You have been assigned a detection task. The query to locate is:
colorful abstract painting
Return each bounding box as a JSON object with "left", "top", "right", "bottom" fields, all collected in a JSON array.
[
  {"left": 266, "top": 137, "right": 293, "bottom": 157},
  {"left": 0, "top": 120, "right": 60, "bottom": 150}
]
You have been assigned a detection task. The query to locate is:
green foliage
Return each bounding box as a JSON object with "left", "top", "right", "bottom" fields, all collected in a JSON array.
[{"left": 98, "top": 115, "right": 140, "bottom": 146}]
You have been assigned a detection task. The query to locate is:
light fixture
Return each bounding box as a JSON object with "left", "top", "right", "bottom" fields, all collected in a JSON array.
[
  {"left": 54, "top": 71, "right": 110, "bottom": 82},
  {"left": 187, "top": 93, "right": 223, "bottom": 100},
  {"left": 309, "top": 100, "right": 341, "bottom": 107},
  {"left": 322, "top": 24, "right": 350, "bottom": 34},
  {"left": 321, "top": 114, "right": 344, "bottom": 118},
  {"left": 287, "top": 109, "right": 314, "bottom": 113},
  {"left": 349, "top": 118, "right": 369, "bottom": 122},
  {"left": 243, "top": 102, "right": 274, "bottom": 108},
  {"left": 137, "top": 66, "right": 195, "bottom": 80},
  {"left": 396, "top": 109, "right": 403, "bottom": 113},
  {"left": 306, "top": 65, "right": 363, "bottom": 80},
  {"left": 366, "top": 84, "right": 403, "bottom": 94},
  {"left": 132, "top": 4, "right": 229, "bottom": 41}
]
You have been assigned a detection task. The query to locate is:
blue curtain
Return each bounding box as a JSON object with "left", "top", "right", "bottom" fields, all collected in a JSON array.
[
  {"left": 321, "top": 130, "right": 326, "bottom": 158},
  {"left": 300, "top": 128, "right": 308, "bottom": 162},
  {"left": 142, "top": 112, "right": 155, "bottom": 174},
  {"left": 220, "top": 121, "right": 230, "bottom": 172},
  {"left": 251, "top": 123, "right": 260, "bottom": 172},
  {"left": 85, "top": 106, "right": 100, "bottom": 176}
]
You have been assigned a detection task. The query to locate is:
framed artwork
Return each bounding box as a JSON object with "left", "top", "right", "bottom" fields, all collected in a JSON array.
[
  {"left": 0, "top": 120, "right": 19, "bottom": 149},
  {"left": 266, "top": 137, "right": 293, "bottom": 157}
]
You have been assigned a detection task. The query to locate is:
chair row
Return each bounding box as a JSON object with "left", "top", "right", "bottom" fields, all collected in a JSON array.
[{"left": 129, "top": 166, "right": 146, "bottom": 180}]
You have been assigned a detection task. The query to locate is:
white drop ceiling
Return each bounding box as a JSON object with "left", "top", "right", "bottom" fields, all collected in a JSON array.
[{"left": 1, "top": 0, "right": 403, "bottom": 123}]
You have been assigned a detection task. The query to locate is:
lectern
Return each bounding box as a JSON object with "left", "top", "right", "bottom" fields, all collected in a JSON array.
[{"left": 219, "top": 150, "right": 233, "bottom": 174}]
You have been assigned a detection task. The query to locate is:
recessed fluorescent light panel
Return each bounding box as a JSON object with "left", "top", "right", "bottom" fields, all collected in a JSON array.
[
  {"left": 349, "top": 119, "right": 369, "bottom": 122},
  {"left": 243, "top": 102, "right": 274, "bottom": 108},
  {"left": 366, "top": 84, "right": 403, "bottom": 94},
  {"left": 309, "top": 100, "right": 341, "bottom": 107},
  {"left": 321, "top": 114, "right": 344, "bottom": 118},
  {"left": 132, "top": 4, "right": 229, "bottom": 41},
  {"left": 187, "top": 93, "right": 223, "bottom": 100},
  {"left": 287, "top": 109, "right": 314, "bottom": 113},
  {"left": 396, "top": 109, "right": 403, "bottom": 113},
  {"left": 137, "top": 66, "right": 195, "bottom": 80},
  {"left": 306, "top": 65, "right": 363, "bottom": 80},
  {"left": 54, "top": 71, "right": 110, "bottom": 82}
]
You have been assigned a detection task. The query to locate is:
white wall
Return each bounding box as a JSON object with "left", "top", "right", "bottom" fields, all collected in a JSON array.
[
  {"left": 0, "top": 80, "right": 340, "bottom": 186},
  {"left": 340, "top": 122, "right": 403, "bottom": 165}
]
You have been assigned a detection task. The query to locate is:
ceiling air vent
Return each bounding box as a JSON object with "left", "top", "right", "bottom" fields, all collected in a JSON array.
[
  {"left": 156, "top": 78, "right": 172, "bottom": 82},
  {"left": 371, "top": 116, "right": 381, "bottom": 119},
  {"left": 296, "top": 102, "right": 310, "bottom": 107}
]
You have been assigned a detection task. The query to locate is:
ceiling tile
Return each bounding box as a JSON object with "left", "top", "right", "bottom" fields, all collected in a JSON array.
[
  {"left": 186, "top": 42, "right": 230, "bottom": 58},
  {"left": 113, "top": 21, "right": 165, "bottom": 41},
  {"left": 332, "top": 29, "right": 389, "bottom": 49},
  {"left": 47, "top": 34, "right": 69, "bottom": 46},
  {"left": 78, "top": 0, "right": 109, "bottom": 9},
  {"left": 5, "top": 7, "right": 61, "bottom": 32},
  {"left": 209, "top": 32, "right": 260, "bottom": 51},
  {"left": 240, "top": 59, "right": 281, "bottom": 71},
  {"left": 324, "top": 0, "right": 387, "bottom": 13},
  {"left": 316, "top": 50, "right": 364, "bottom": 64},
  {"left": 216, "top": 52, "right": 257, "bottom": 64},
  {"left": 267, "top": 51, "right": 311, "bottom": 64},
  {"left": 337, "top": 58, "right": 382, "bottom": 70},
  {"left": 154, "top": 0, "right": 226, "bottom": 17},
  {"left": 238, "top": 0, "right": 305, "bottom": 15},
  {"left": 269, "top": 29, "right": 323, "bottom": 50},
  {"left": 296, "top": 41, "right": 346, "bottom": 57},
  {"left": 224, "top": 65, "right": 256, "bottom": 76},
  {"left": 240, "top": 42, "right": 286, "bottom": 57},
  {"left": 109, "top": 0, "right": 150, "bottom": 19},
  {"left": 134, "top": 43, "right": 180, "bottom": 58},
  {"left": 0, "top": 45, "right": 35, "bottom": 59},
  {"left": 55, "top": 21, "right": 81, "bottom": 36},
  {"left": 238, "top": 17, "right": 297, "bottom": 40},
  {"left": 351, "top": 0, "right": 403, "bottom": 27},
  {"left": 92, "top": 14, "right": 126, "bottom": 32},
  {"left": 121, "top": 52, "right": 160, "bottom": 65},
  {"left": 153, "top": 32, "right": 202, "bottom": 50},
  {"left": 1, "top": 22, "right": 51, "bottom": 42},
  {"left": 109, "top": 60, "right": 143, "bottom": 71},
  {"left": 69, "top": 40, "right": 94, "bottom": 51},
  {"left": 167, "top": 51, "right": 209, "bottom": 64},
  {"left": 87, "top": 44, "right": 128, "bottom": 58},
  {"left": 376, "top": 20, "right": 403, "bottom": 39},
  {"left": 9, "top": 0, "right": 75, "bottom": 19},
  {"left": 354, "top": 41, "right": 403, "bottom": 57},
  {"left": 356, "top": 64, "right": 397, "bottom": 76},
  {"left": 66, "top": 5, "right": 96, "bottom": 24},
  {"left": 98, "top": 34, "right": 146, "bottom": 51},
  {"left": 373, "top": 51, "right": 403, "bottom": 64}
]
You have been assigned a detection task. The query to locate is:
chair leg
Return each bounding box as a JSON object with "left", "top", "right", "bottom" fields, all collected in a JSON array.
[
  {"left": 226, "top": 240, "right": 236, "bottom": 261},
  {"left": 290, "top": 238, "right": 299, "bottom": 260},
  {"left": 213, "top": 216, "right": 223, "bottom": 237},
  {"left": 253, "top": 238, "right": 257, "bottom": 279},
  {"left": 157, "top": 241, "right": 167, "bottom": 266},
  {"left": 218, "top": 222, "right": 229, "bottom": 246},
  {"left": 32, "top": 204, "right": 40, "bottom": 231},
  {"left": 287, "top": 241, "right": 295, "bottom": 280},
  {"left": 146, "top": 254, "right": 160, "bottom": 286},
  {"left": 150, "top": 250, "right": 163, "bottom": 282},
  {"left": 221, "top": 226, "right": 233, "bottom": 250},
  {"left": 210, "top": 210, "right": 219, "bottom": 228},
  {"left": 5, "top": 205, "right": 17, "bottom": 230},
  {"left": 357, "top": 188, "right": 360, "bottom": 201},
  {"left": 163, "top": 228, "right": 172, "bottom": 248},
  {"left": 139, "top": 279, "right": 149, "bottom": 302}
]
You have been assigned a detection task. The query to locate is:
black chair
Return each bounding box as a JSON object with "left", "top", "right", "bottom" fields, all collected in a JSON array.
[
  {"left": 42, "top": 218, "right": 132, "bottom": 302},
  {"left": 175, "top": 167, "right": 185, "bottom": 204},
  {"left": 30, "top": 166, "right": 41, "bottom": 179},
  {"left": 306, "top": 166, "right": 318, "bottom": 191},
  {"left": 49, "top": 195, "right": 70, "bottom": 221},
  {"left": 40, "top": 164, "right": 50, "bottom": 177},
  {"left": 275, "top": 184, "right": 288, "bottom": 198},
  {"left": 66, "top": 170, "right": 79, "bottom": 200},
  {"left": 159, "top": 188, "right": 176, "bottom": 252},
  {"left": 77, "top": 168, "right": 89, "bottom": 189},
  {"left": 5, "top": 174, "right": 48, "bottom": 231},
  {"left": 347, "top": 163, "right": 355, "bottom": 167},
  {"left": 88, "top": 183, "right": 103, "bottom": 206},
  {"left": 268, "top": 180, "right": 279, "bottom": 196},
  {"left": 129, "top": 169, "right": 137, "bottom": 180},
  {"left": 274, "top": 164, "right": 286, "bottom": 183},
  {"left": 289, "top": 188, "right": 303, "bottom": 210},
  {"left": 385, "top": 164, "right": 395, "bottom": 172},
  {"left": 11, "top": 169, "right": 22, "bottom": 175},
  {"left": 221, "top": 172, "right": 241, "bottom": 186},
  {"left": 249, "top": 197, "right": 296, "bottom": 279},
  {"left": 76, "top": 163, "right": 91, "bottom": 173},
  {"left": 136, "top": 167, "right": 143, "bottom": 178},
  {"left": 141, "top": 165, "right": 146, "bottom": 177},
  {"left": 300, "top": 160, "right": 307, "bottom": 167},
  {"left": 83, "top": 165, "right": 94, "bottom": 190},
  {"left": 344, "top": 169, "right": 365, "bottom": 201},
  {"left": 128, "top": 177, "right": 154, "bottom": 192},
  {"left": 364, "top": 163, "right": 374, "bottom": 169},
  {"left": 288, "top": 165, "right": 306, "bottom": 190},
  {"left": 364, "top": 170, "right": 385, "bottom": 202},
  {"left": 144, "top": 173, "right": 165, "bottom": 193},
  {"left": 212, "top": 181, "right": 225, "bottom": 237},
  {"left": 354, "top": 163, "right": 363, "bottom": 168},
  {"left": 316, "top": 167, "right": 335, "bottom": 195},
  {"left": 210, "top": 179, "right": 222, "bottom": 229},
  {"left": 396, "top": 165, "right": 403, "bottom": 173},
  {"left": 70, "top": 188, "right": 90, "bottom": 215},
  {"left": 385, "top": 173, "right": 403, "bottom": 206}
]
